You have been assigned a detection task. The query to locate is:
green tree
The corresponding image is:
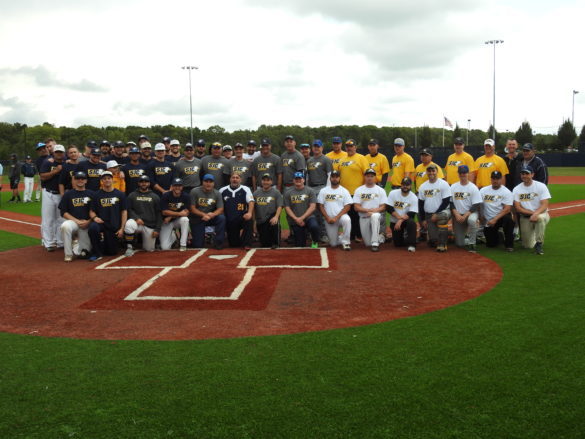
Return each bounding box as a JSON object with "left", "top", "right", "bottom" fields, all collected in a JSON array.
[
  {"left": 420, "top": 126, "right": 432, "bottom": 148},
  {"left": 557, "top": 119, "right": 577, "bottom": 148},
  {"left": 452, "top": 123, "right": 462, "bottom": 141},
  {"left": 515, "top": 121, "right": 533, "bottom": 145},
  {"left": 578, "top": 124, "right": 585, "bottom": 148}
]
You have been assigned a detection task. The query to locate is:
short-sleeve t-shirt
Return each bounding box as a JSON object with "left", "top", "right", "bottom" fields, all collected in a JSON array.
[
  {"left": 445, "top": 151, "right": 476, "bottom": 184},
  {"left": 475, "top": 155, "right": 509, "bottom": 188},
  {"left": 512, "top": 180, "right": 551, "bottom": 212},
  {"left": 386, "top": 189, "right": 419, "bottom": 222},
  {"left": 76, "top": 160, "right": 107, "bottom": 192},
  {"left": 201, "top": 156, "right": 229, "bottom": 183},
  {"left": 417, "top": 178, "right": 451, "bottom": 213},
  {"left": 91, "top": 189, "right": 127, "bottom": 230},
  {"left": 326, "top": 150, "right": 348, "bottom": 168},
  {"left": 390, "top": 153, "right": 415, "bottom": 186},
  {"left": 253, "top": 187, "right": 284, "bottom": 224},
  {"left": 364, "top": 153, "right": 391, "bottom": 184},
  {"left": 336, "top": 153, "right": 369, "bottom": 195},
  {"left": 284, "top": 186, "right": 317, "bottom": 219},
  {"left": 414, "top": 161, "right": 445, "bottom": 192},
  {"left": 306, "top": 155, "right": 333, "bottom": 187},
  {"left": 450, "top": 181, "right": 482, "bottom": 214},
  {"left": 226, "top": 158, "right": 253, "bottom": 186},
  {"left": 160, "top": 191, "right": 191, "bottom": 217},
  {"left": 317, "top": 185, "right": 353, "bottom": 218},
  {"left": 40, "top": 159, "right": 65, "bottom": 193},
  {"left": 189, "top": 187, "right": 223, "bottom": 222},
  {"left": 175, "top": 157, "right": 202, "bottom": 188},
  {"left": 479, "top": 185, "right": 513, "bottom": 220},
  {"left": 123, "top": 162, "right": 148, "bottom": 194},
  {"left": 352, "top": 184, "right": 387, "bottom": 218},
  {"left": 252, "top": 153, "right": 283, "bottom": 187},
  {"left": 281, "top": 150, "right": 306, "bottom": 185},
  {"left": 59, "top": 189, "right": 94, "bottom": 220}
]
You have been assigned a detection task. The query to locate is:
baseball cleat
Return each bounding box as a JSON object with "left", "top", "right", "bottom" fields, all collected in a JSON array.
[
  {"left": 436, "top": 245, "right": 447, "bottom": 253},
  {"left": 88, "top": 255, "right": 103, "bottom": 262},
  {"left": 311, "top": 242, "right": 319, "bottom": 249},
  {"left": 64, "top": 255, "right": 73, "bottom": 262},
  {"left": 534, "top": 242, "right": 544, "bottom": 255},
  {"left": 371, "top": 245, "right": 379, "bottom": 252},
  {"left": 407, "top": 246, "right": 416, "bottom": 253},
  {"left": 124, "top": 248, "right": 135, "bottom": 257},
  {"left": 179, "top": 246, "right": 187, "bottom": 252},
  {"left": 467, "top": 244, "right": 477, "bottom": 253},
  {"left": 342, "top": 244, "right": 351, "bottom": 251}
]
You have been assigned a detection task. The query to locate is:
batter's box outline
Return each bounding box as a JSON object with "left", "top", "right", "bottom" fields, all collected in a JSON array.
[{"left": 94, "top": 248, "right": 329, "bottom": 301}]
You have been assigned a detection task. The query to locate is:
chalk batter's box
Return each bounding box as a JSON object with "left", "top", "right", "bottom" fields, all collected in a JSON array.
[{"left": 80, "top": 248, "right": 330, "bottom": 311}]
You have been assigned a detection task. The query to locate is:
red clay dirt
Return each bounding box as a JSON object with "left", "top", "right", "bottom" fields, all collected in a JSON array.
[{"left": 548, "top": 176, "right": 585, "bottom": 184}]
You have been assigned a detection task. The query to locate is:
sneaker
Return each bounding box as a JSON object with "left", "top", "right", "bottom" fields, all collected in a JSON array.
[
  {"left": 124, "top": 248, "right": 135, "bottom": 257},
  {"left": 64, "top": 255, "right": 73, "bottom": 262},
  {"left": 371, "top": 245, "right": 379, "bottom": 252},
  {"left": 514, "top": 233, "right": 521, "bottom": 242},
  {"left": 534, "top": 242, "right": 544, "bottom": 255},
  {"left": 467, "top": 244, "right": 477, "bottom": 253},
  {"left": 320, "top": 235, "right": 330, "bottom": 244},
  {"left": 311, "top": 242, "right": 319, "bottom": 249},
  {"left": 46, "top": 246, "right": 56, "bottom": 252},
  {"left": 436, "top": 245, "right": 447, "bottom": 253},
  {"left": 407, "top": 246, "right": 416, "bottom": 253},
  {"left": 179, "top": 246, "right": 187, "bottom": 252},
  {"left": 378, "top": 233, "right": 386, "bottom": 244},
  {"left": 355, "top": 237, "right": 363, "bottom": 243},
  {"left": 342, "top": 244, "right": 351, "bottom": 251},
  {"left": 88, "top": 255, "right": 103, "bottom": 262},
  {"left": 505, "top": 247, "right": 514, "bottom": 253}
]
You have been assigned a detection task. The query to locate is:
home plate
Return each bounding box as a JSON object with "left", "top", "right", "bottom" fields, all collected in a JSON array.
[{"left": 209, "top": 255, "right": 239, "bottom": 260}]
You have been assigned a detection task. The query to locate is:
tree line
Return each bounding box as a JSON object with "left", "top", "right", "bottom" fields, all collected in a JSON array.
[{"left": 0, "top": 119, "right": 584, "bottom": 160}]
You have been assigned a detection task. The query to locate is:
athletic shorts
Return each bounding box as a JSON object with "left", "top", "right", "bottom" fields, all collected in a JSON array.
[{"left": 10, "top": 178, "right": 20, "bottom": 190}]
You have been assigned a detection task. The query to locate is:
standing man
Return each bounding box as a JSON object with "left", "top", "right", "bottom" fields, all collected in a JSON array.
[
  {"left": 284, "top": 172, "right": 320, "bottom": 248},
  {"left": 58, "top": 171, "right": 93, "bottom": 262},
  {"left": 226, "top": 143, "right": 253, "bottom": 188},
  {"left": 474, "top": 139, "right": 509, "bottom": 189},
  {"left": 8, "top": 154, "right": 21, "bottom": 203},
  {"left": 513, "top": 166, "right": 551, "bottom": 255},
  {"left": 104, "top": 140, "right": 129, "bottom": 165},
  {"left": 243, "top": 140, "right": 260, "bottom": 162},
  {"left": 140, "top": 141, "right": 153, "bottom": 164},
  {"left": 189, "top": 174, "right": 226, "bottom": 249},
  {"left": 326, "top": 136, "right": 347, "bottom": 167},
  {"left": 504, "top": 139, "right": 522, "bottom": 191},
  {"left": 76, "top": 148, "right": 107, "bottom": 192},
  {"left": 220, "top": 173, "right": 255, "bottom": 249},
  {"left": 201, "top": 141, "right": 229, "bottom": 188},
  {"left": 307, "top": 139, "right": 333, "bottom": 242},
  {"left": 175, "top": 143, "right": 202, "bottom": 194},
  {"left": 78, "top": 140, "right": 96, "bottom": 163},
  {"left": 34, "top": 142, "right": 50, "bottom": 201},
  {"left": 124, "top": 175, "right": 162, "bottom": 256},
  {"left": 39, "top": 144, "right": 67, "bottom": 251},
  {"left": 88, "top": 171, "right": 127, "bottom": 261},
  {"left": 147, "top": 143, "right": 175, "bottom": 195},
  {"left": 445, "top": 137, "right": 476, "bottom": 185},
  {"left": 390, "top": 138, "right": 415, "bottom": 189},
  {"left": 353, "top": 169, "right": 387, "bottom": 252},
  {"left": 300, "top": 143, "right": 311, "bottom": 165},
  {"left": 222, "top": 145, "right": 233, "bottom": 160},
  {"left": 253, "top": 173, "right": 283, "bottom": 248},
  {"left": 166, "top": 139, "right": 182, "bottom": 163},
  {"left": 450, "top": 165, "right": 482, "bottom": 252},
  {"left": 123, "top": 146, "right": 148, "bottom": 195},
  {"left": 59, "top": 145, "right": 82, "bottom": 195},
  {"left": 414, "top": 148, "right": 445, "bottom": 193},
  {"left": 281, "top": 135, "right": 306, "bottom": 191},
  {"left": 160, "top": 178, "right": 190, "bottom": 251},
  {"left": 418, "top": 164, "right": 452, "bottom": 252},
  {"left": 162, "top": 137, "right": 172, "bottom": 154},
  {"left": 364, "top": 139, "right": 390, "bottom": 188},
  {"left": 336, "top": 139, "right": 369, "bottom": 241},
  {"left": 479, "top": 171, "right": 514, "bottom": 251},
  {"left": 21, "top": 155, "right": 37, "bottom": 203},
  {"left": 99, "top": 140, "right": 111, "bottom": 157},
  {"left": 317, "top": 170, "right": 352, "bottom": 251},
  {"left": 194, "top": 139, "right": 207, "bottom": 159},
  {"left": 519, "top": 143, "right": 548, "bottom": 185},
  {"left": 386, "top": 177, "right": 418, "bottom": 252},
  {"left": 251, "top": 138, "right": 283, "bottom": 191}
]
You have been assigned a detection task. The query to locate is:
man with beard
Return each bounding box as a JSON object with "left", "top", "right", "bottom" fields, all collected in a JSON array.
[
  {"left": 386, "top": 177, "right": 418, "bottom": 252},
  {"left": 317, "top": 170, "right": 352, "bottom": 251}
]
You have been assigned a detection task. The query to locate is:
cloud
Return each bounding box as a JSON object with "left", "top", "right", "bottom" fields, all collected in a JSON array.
[
  {"left": 0, "top": 95, "right": 47, "bottom": 124},
  {"left": 0, "top": 66, "right": 107, "bottom": 92}
]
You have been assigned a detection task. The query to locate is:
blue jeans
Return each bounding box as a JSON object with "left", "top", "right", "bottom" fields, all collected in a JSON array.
[
  {"left": 190, "top": 215, "right": 226, "bottom": 248},
  {"left": 290, "top": 216, "right": 320, "bottom": 247}
]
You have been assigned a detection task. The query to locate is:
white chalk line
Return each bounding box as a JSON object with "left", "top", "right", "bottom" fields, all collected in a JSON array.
[
  {"left": 0, "top": 216, "right": 41, "bottom": 227},
  {"left": 549, "top": 203, "right": 585, "bottom": 211}
]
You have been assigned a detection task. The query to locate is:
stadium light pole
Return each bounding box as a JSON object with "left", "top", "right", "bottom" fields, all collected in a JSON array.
[
  {"left": 573, "top": 90, "right": 579, "bottom": 127},
  {"left": 467, "top": 119, "right": 471, "bottom": 145},
  {"left": 182, "top": 66, "right": 199, "bottom": 145},
  {"left": 485, "top": 40, "right": 503, "bottom": 140}
]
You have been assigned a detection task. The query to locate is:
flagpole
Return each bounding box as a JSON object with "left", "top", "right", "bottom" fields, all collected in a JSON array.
[{"left": 442, "top": 115, "right": 445, "bottom": 148}]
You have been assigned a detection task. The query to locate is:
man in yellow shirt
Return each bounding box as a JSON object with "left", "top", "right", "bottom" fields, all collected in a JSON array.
[
  {"left": 413, "top": 149, "right": 444, "bottom": 193},
  {"left": 445, "top": 137, "right": 476, "bottom": 184},
  {"left": 364, "top": 139, "right": 390, "bottom": 188},
  {"left": 475, "top": 139, "right": 509, "bottom": 189},
  {"left": 336, "top": 139, "right": 369, "bottom": 241},
  {"left": 326, "top": 136, "right": 348, "bottom": 167},
  {"left": 390, "top": 138, "right": 415, "bottom": 188}
]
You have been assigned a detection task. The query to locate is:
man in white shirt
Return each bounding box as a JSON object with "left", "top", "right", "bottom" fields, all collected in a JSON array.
[
  {"left": 450, "top": 165, "right": 482, "bottom": 253},
  {"left": 479, "top": 171, "right": 515, "bottom": 251},
  {"left": 418, "top": 164, "right": 452, "bottom": 252},
  {"left": 353, "top": 169, "right": 387, "bottom": 252},
  {"left": 317, "top": 170, "right": 352, "bottom": 251},
  {"left": 386, "top": 177, "right": 418, "bottom": 252},
  {"left": 512, "top": 166, "right": 551, "bottom": 255}
]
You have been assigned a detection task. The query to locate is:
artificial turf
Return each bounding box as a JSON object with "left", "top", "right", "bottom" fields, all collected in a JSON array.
[
  {"left": 0, "top": 213, "right": 584, "bottom": 438},
  {"left": 0, "top": 230, "right": 39, "bottom": 251}
]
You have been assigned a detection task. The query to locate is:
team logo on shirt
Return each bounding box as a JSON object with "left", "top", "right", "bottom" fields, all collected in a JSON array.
[
  {"left": 448, "top": 160, "right": 462, "bottom": 167},
  {"left": 183, "top": 166, "right": 200, "bottom": 175},
  {"left": 100, "top": 197, "right": 119, "bottom": 207},
  {"left": 88, "top": 169, "right": 103, "bottom": 178},
  {"left": 416, "top": 171, "right": 426, "bottom": 178},
  {"left": 198, "top": 198, "right": 216, "bottom": 207},
  {"left": 479, "top": 162, "right": 494, "bottom": 168},
  {"left": 168, "top": 202, "right": 184, "bottom": 211},
  {"left": 128, "top": 169, "right": 144, "bottom": 177},
  {"left": 308, "top": 162, "right": 322, "bottom": 170},
  {"left": 360, "top": 193, "right": 379, "bottom": 201},
  {"left": 483, "top": 194, "right": 504, "bottom": 203},
  {"left": 519, "top": 193, "right": 538, "bottom": 201},
  {"left": 393, "top": 201, "right": 411, "bottom": 209},
  {"left": 453, "top": 192, "right": 471, "bottom": 200},
  {"left": 282, "top": 159, "right": 294, "bottom": 167},
  {"left": 422, "top": 189, "right": 440, "bottom": 197},
  {"left": 257, "top": 163, "right": 273, "bottom": 171},
  {"left": 290, "top": 194, "right": 309, "bottom": 203},
  {"left": 136, "top": 196, "right": 154, "bottom": 202},
  {"left": 256, "top": 196, "right": 274, "bottom": 205},
  {"left": 207, "top": 163, "right": 224, "bottom": 170},
  {"left": 324, "top": 194, "right": 342, "bottom": 201},
  {"left": 155, "top": 166, "right": 172, "bottom": 175},
  {"left": 341, "top": 161, "right": 355, "bottom": 167},
  {"left": 72, "top": 197, "right": 91, "bottom": 207},
  {"left": 232, "top": 165, "right": 249, "bottom": 174},
  {"left": 393, "top": 161, "right": 402, "bottom": 168}
]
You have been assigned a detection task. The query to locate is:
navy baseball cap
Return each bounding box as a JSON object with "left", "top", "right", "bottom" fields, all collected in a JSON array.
[
  {"left": 454, "top": 137, "right": 465, "bottom": 144},
  {"left": 129, "top": 146, "right": 140, "bottom": 154},
  {"left": 100, "top": 140, "right": 110, "bottom": 146},
  {"left": 234, "top": 142, "right": 243, "bottom": 149},
  {"left": 196, "top": 139, "right": 206, "bottom": 146},
  {"left": 202, "top": 174, "right": 215, "bottom": 181},
  {"left": 368, "top": 138, "right": 379, "bottom": 145},
  {"left": 261, "top": 138, "right": 271, "bottom": 145},
  {"left": 420, "top": 148, "right": 432, "bottom": 155},
  {"left": 184, "top": 143, "right": 194, "bottom": 150},
  {"left": 522, "top": 143, "right": 534, "bottom": 151},
  {"left": 113, "top": 140, "right": 124, "bottom": 147},
  {"left": 261, "top": 173, "right": 273, "bottom": 180},
  {"left": 171, "top": 178, "right": 184, "bottom": 186},
  {"left": 73, "top": 171, "right": 87, "bottom": 179},
  {"left": 491, "top": 171, "right": 503, "bottom": 179},
  {"left": 284, "top": 135, "right": 294, "bottom": 141},
  {"left": 364, "top": 168, "right": 376, "bottom": 176},
  {"left": 520, "top": 166, "right": 534, "bottom": 174},
  {"left": 90, "top": 148, "right": 101, "bottom": 155},
  {"left": 300, "top": 143, "right": 310, "bottom": 149},
  {"left": 162, "top": 136, "right": 171, "bottom": 143},
  {"left": 401, "top": 177, "right": 412, "bottom": 185},
  {"left": 35, "top": 142, "right": 46, "bottom": 150},
  {"left": 313, "top": 139, "right": 323, "bottom": 147},
  {"left": 293, "top": 171, "right": 304, "bottom": 179},
  {"left": 330, "top": 170, "right": 341, "bottom": 177},
  {"left": 87, "top": 140, "right": 97, "bottom": 147},
  {"left": 458, "top": 165, "right": 470, "bottom": 174},
  {"left": 332, "top": 136, "right": 342, "bottom": 143},
  {"left": 139, "top": 134, "right": 149, "bottom": 140},
  {"left": 138, "top": 175, "right": 150, "bottom": 182},
  {"left": 248, "top": 140, "right": 257, "bottom": 146}
]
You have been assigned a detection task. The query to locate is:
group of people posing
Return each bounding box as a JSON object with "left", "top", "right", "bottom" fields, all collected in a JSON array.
[{"left": 31, "top": 134, "right": 551, "bottom": 262}]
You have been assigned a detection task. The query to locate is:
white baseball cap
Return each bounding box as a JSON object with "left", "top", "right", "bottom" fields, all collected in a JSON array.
[
  {"left": 170, "top": 139, "right": 180, "bottom": 146},
  {"left": 484, "top": 139, "right": 495, "bottom": 147},
  {"left": 53, "top": 144, "right": 66, "bottom": 152},
  {"left": 106, "top": 160, "right": 120, "bottom": 168},
  {"left": 154, "top": 143, "right": 166, "bottom": 151}
]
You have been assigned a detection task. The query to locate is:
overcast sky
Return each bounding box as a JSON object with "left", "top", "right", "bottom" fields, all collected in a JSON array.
[{"left": 0, "top": 0, "right": 582, "bottom": 134}]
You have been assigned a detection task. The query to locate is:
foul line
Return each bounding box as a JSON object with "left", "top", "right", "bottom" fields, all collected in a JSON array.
[
  {"left": 0, "top": 216, "right": 41, "bottom": 227},
  {"left": 549, "top": 203, "right": 585, "bottom": 211}
]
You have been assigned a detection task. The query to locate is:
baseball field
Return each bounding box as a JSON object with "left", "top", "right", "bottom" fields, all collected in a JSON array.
[{"left": 1, "top": 168, "right": 584, "bottom": 438}]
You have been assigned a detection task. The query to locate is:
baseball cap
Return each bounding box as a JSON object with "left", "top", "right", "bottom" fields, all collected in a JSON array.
[
  {"left": 184, "top": 143, "right": 194, "bottom": 150},
  {"left": 129, "top": 146, "right": 140, "bottom": 154},
  {"left": 196, "top": 139, "right": 206, "bottom": 146},
  {"left": 138, "top": 175, "right": 150, "bottom": 182},
  {"left": 284, "top": 135, "right": 294, "bottom": 141},
  {"left": 113, "top": 140, "right": 124, "bottom": 148},
  {"left": 36, "top": 142, "right": 46, "bottom": 150},
  {"left": 234, "top": 142, "right": 243, "bottom": 149},
  {"left": 330, "top": 170, "right": 341, "bottom": 177},
  {"left": 87, "top": 140, "right": 97, "bottom": 147},
  {"left": 248, "top": 140, "right": 257, "bottom": 146},
  {"left": 484, "top": 139, "right": 495, "bottom": 147},
  {"left": 332, "top": 136, "right": 342, "bottom": 143},
  {"left": 126, "top": 141, "right": 137, "bottom": 147},
  {"left": 100, "top": 140, "right": 111, "bottom": 146},
  {"left": 54, "top": 145, "right": 66, "bottom": 153},
  {"left": 293, "top": 171, "right": 304, "bottom": 179},
  {"left": 141, "top": 142, "right": 152, "bottom": 149},
  {"left": 261, "top": 173, "right": 273, "bottom": 180},
  {"left": 364, "top": 168, "right": 377, "bottom": 176},
  {"left": 162, "top": 136, "right": 171, "bottom": 143},
  {"left": 211, "top": 142, "right": 222, "bottom": 149},
  {"left": 419, "top": 148, "right": 432, "bottom": 155},
  {"left": 171, "top": 178, "right": 184, "bottom": 186},
  {"left": 261, "top": 138, "right": 271, "bottom": 145},
  {"left": 202, "top": 174, "right": 215, "bottom": 181},
  {"left": 368, "top": 138, "right": 379, "bottom": 145},
  {"left": 312, "top": 139, "right": 323, "bottom": 147},
  {"left": 458, "top": 165, "right": 470, "bottom": 174},
  {"left": 300, "top": 143, "right": 310, "bottom": 149},
  {"left": 26, "top": 155, "right": 31, "bottom": 159},
  {"left": 73, "top": 171, "right": 87, "bottom": 179},
  {"left": 170, "top": 139, "right": 180, "bottom": 146},
  {"left": 345, "top": 139, "right": 356, "bottom": 146},
  {"left": 90, "top": 147, "right": 101, "bottom": 155},
  {"left": 222, "top": 145, "right": 232, "bottom": 151},
  {"left": 100, "top": 171, "right": 113, "bottom": 178},
  {"left": 139, "top": 134, "right": 149, "bottom": 140},
  {"left": 401, "top": 177, "right": 412, "bottom": 185},
  {"left": 394, "top": 138, "right": 405, "bottom": 146},
  {"left": 426, "top": 164, "right": 438, "bottom": 171},
  {"left": 154, "top": 143, "right": 166, "bottom": 151},
  {"left": 106, "top": 160, "right": 121, "bottom": 168},
  {"left": 520, "top": 166, "right": 534, "bottom": 174},
  {"left": 491, "top": 171, "right": 503, "bottom": 179},
  {"left": 454, "top": 137, "right": 465, "bottom": 144},
  {"left": 522, "top": 143, "right": 534, "bottom": 151}
]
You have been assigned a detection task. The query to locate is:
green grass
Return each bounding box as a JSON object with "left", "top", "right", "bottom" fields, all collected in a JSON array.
[
  {"left": 1, "top": 214, "right": 584, "bottom": 438},
  {"left": 0, "top": 230, "right": 39, "bottom": 251},
  {"left": 548, "top": 167, "right": 585, "bottom": 176},
  {"left": 548, "top": 184, "right": 585, "bottom": 203}
]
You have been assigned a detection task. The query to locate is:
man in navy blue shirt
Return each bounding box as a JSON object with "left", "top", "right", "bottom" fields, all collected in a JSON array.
[
  {"left": 59, "top": 171, "right": 93, "bottom": 262},
  {"left": 160, "top": 178, "right": 191, "bottom": 251},
  {"left": 76, "top": 148, "right": 107, "bottom": 192},
  {"left": 220, "top": 173, "right": 255, "bottom": 249},
  {"left": 39, "top": 144, "right": 66, "bottom": 251},
  {"left": 147, "top": 143, "right": 176, "bottom": 195},
  {"left": 123, "top": 146, "right": 148, "bottom": 195}
]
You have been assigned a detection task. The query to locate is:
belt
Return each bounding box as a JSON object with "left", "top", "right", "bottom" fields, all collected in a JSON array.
[{"left": 45, "top": 189, "right": 60, "bottom": 195}]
